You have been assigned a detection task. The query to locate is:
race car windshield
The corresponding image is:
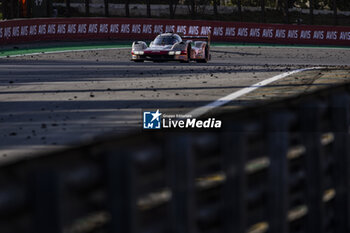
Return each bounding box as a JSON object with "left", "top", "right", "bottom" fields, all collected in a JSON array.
[{"left": 153, "top": 36, "right": 180, "bottom": 45}]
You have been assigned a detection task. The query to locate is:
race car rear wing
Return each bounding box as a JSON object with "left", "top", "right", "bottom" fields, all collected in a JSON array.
[
  {"left": 182, "top": 36, "right": 211, "bottom": 45},
  {"left": 182, "top": 36, "right": 210, "bottom": 40}
]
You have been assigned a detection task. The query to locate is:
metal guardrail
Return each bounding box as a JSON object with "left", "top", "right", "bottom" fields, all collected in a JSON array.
[{"left": 1, "top": 82, "right": 350, "bottom": 233}]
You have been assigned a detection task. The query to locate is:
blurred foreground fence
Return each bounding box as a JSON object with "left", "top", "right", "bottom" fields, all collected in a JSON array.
[{"left": 1, "top": 81, "right": 350, "bottom": 233}]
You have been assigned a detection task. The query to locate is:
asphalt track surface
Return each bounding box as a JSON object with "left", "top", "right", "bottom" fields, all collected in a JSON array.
[{"left": 0, "top": 45, "right": 350, "bottom": 161}]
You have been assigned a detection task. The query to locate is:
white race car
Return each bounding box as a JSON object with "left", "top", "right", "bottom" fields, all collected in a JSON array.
[{"left": 131, "top": 33, "right": 210, "bottom": 63}]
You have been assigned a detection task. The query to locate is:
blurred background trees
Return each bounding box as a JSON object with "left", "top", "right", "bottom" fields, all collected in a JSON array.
[{"left": 1, "top": 0, "right": 350, "bottom": 26}]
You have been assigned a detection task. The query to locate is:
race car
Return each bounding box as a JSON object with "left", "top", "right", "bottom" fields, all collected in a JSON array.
[{"left": 131, "top": 33, "right": 210, "bottom": 63}]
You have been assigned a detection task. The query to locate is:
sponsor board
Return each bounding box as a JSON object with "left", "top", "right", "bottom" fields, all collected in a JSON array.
[{"left": 0, "top": 18, "right": 350, "bottom": 46}]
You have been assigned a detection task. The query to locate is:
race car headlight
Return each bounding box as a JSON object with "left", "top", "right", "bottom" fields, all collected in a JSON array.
[
  {"left": 175, "top": 51, "right": 181, "bottom": 55},
  {"left": 133, "top": 51, "right": 144, "bottom": 55},
  {"left": 168, "top": 51, "right": 175, "bottom": 55}
]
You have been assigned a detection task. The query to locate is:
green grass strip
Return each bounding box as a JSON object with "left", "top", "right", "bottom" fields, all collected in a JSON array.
[
  {"left": 0, "top": 42, "right": 131, "bottom": 57},
  {"left": 212, "top": 42, "right": 350, "bottom": 49}
]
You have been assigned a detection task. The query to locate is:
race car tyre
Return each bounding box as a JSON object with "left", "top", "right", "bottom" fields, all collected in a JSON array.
[
  {"left": 197, "top": 46, "right": 209, "bottom": 63},
  {"left": 134, "top": 60, "right": 144, "bottom": 63},
  {"left": 181, "top": 45, "right": 191, "bottom": 63},
  {"left": 187, "top": 45, "right": 191, "bottom": 62}
]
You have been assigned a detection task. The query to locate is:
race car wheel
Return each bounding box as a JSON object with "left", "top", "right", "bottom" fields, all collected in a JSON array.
[
  {"left": 181, "top": 45, "right": 191, "bottom": 63},
  {"left": 187, "top": 45, "right": 191, "bottom": 62},
  {"left": 197, "top": 46, "right": 209, "bottom": 63}
]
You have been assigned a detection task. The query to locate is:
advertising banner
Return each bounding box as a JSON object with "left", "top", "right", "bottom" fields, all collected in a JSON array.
[{"left": 0, "top": 17, "right": 350, "bottom": 46}]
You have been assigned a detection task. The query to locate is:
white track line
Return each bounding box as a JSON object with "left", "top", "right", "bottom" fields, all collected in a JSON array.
[{"left": 187, "top": 67, "right": 322, "bottom": 118}]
